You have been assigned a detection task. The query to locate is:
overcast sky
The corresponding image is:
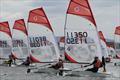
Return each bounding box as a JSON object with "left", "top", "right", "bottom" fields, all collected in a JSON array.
[{"left": 0, "top": 0, "right": 120, "bottom": 40}]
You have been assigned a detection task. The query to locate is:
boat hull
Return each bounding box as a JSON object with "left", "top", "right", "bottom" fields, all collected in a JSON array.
[{"left": 64, "top": 71, "right": 112, "bottom": 77}]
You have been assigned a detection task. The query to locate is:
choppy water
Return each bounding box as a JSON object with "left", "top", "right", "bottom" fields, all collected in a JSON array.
[{"left": 0, "top": 60, "right": 120, "bottom": 80}]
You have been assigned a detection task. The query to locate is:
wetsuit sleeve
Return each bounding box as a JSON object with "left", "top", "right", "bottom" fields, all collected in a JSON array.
[
  {"left": 89, "top": 60, "right": 96, "bottom": 65},
  {"left": 84, "top": 60, "right": 96, "bottom": 67}
]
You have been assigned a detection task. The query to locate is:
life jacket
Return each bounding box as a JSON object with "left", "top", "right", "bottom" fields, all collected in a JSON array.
[{"left": 94, "top": 60, "right": 102, "bottom": 68}]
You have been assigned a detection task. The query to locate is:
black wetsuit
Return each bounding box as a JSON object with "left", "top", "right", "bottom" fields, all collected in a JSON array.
[
  {"left": 22, "top": 58, "right": 31, "bottom": 66},
  {"left": 8, "top": 59, "right": 13, "bottom": 67}
]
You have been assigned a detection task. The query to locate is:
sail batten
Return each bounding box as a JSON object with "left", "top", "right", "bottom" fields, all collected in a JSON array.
[
  {"left": 28, "top": 8, "right": 53, "bottom": 32},
  {"left": 0, "top": 22, "right": 12, "bottom": 38}
]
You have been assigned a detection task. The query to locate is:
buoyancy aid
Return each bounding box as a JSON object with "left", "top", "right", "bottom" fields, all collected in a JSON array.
[{"left": 94, "top": 60, "right": 102, "bottom": 68}]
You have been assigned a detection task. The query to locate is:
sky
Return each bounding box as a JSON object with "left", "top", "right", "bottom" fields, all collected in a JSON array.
[{"left": 0, "top": 0, "right": 120, "bottom": 40}]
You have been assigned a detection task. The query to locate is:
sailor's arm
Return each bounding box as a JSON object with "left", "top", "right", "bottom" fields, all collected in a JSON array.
[{"left": 84, "top": 60, "right": 95, "bottom": 67}]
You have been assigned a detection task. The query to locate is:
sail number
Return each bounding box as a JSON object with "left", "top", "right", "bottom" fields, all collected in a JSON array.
[
  {"left": 0, "top": 40, "right": 7, "bottom": 48},
  {"left": 66, "top": 32, "right": 88, "bottom": 44},
  {"left": 29, "top": 36, "right": 48, "bottom": 47},
  {"left": 12, "top": 40, "right": 25, "bottom": 47}
]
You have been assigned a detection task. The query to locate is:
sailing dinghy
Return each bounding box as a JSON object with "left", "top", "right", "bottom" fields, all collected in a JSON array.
[
  {"left": 12, "top": 19, "right": 29, "bottom": 60},
  {"left": 11, "top": 19, "right": 30, "bottom": 66},
  {"left": 63, "top": 0, "right": 111, "bottom": 76},
  {"left": 27, "top": 7, "right": 60, "bottom": 73}
]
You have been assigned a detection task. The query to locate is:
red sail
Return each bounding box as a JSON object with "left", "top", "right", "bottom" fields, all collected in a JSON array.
[
  {"left": 115, "top": 26, "right": 120, "bottom": 35},
  {"left": 99, "top": 31, "right": 106, "bottom": 43},
  {"left": 0, "top": 21, "right": 11, "bottom": 37},
  {"left": 67, "top": 0, "right": 96, "bottom": 26},
  {"left": 28, "top": 8, "right": 53, "bottom": 32},
  {"left": 13, "top": 19, "right": 28, "bottom": 35}
]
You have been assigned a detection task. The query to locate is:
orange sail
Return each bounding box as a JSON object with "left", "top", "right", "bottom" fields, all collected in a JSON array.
[
  {"left": 67, "top": 0, "right": 96, "bottom": 26},
  {"left": 0, "top": 21, "right": 11, "bottom": 37},
  {"left": 13, "top": 19, "right": 28, "bottom": 35},
  {"left": 115, "top": 26, "right": 120, "bottom": 35},
  {"left": 28, "top": 8, "right": 53, "bottom": 32},
  {"left": 99, "top": 31, "right": 107, "bottom": 44}
]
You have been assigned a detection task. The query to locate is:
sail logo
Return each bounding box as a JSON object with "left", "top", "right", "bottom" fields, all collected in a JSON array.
[
  {"left": 33, "top": 16, "right": 46, "bottom": 22},
  {"left": 74, "top": 6, "right": 80, "bottom": 12},
  {"left": 33, "top": 16, "right": 38, "bottom": 21}
]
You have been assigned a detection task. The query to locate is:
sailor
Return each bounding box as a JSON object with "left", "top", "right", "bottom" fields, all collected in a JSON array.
[
  {"left": 49, "top": 58, "right": 64, "bottom": 75},
  {"left": 59, "top": 55, "right": 64, "bottom": 61},
  {"left": 11, "top": 54, "right": 16, "bottom": 65},
  {"left": 84, "top": 56, "right": 102, "bottom": 73},
  {"left": 8, "top": 54, "right": 13, "bottom": 67},
  {"left": 21, "top": 56, "right": 31, "bottom": 66},
  {"left": 49, "top": 58, "right": 64, "bottom": 70}
]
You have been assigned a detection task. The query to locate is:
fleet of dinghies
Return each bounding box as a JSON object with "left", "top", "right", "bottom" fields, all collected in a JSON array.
[{"left": 0, "top": 0, "right": 120, "bottom": 77}]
